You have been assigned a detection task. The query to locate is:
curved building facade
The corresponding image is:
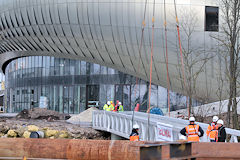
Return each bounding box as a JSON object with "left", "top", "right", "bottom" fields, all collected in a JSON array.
[
  {"left": 0, "top": 0, "right": 232, "bottom": 113},
  {"left": 5, "top": 56, "right": 201, "bottom": 113}
]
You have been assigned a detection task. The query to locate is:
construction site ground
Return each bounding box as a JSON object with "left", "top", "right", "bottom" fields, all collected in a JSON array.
[
  {"left": 0, "top": 115, "right": 110, "bottom": 140},
  {"left": 0, "top": 117, "right": 110, "bottom": 140}
]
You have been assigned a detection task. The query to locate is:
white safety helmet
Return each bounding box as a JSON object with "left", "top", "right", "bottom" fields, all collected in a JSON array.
[
  {"left": 217, "top": 119, "right": 224, "bottom": 125},
  {"left": 133, "top": 124, "right": 139, "bottom": 129},
  {"left": 212, "top": 116, "right": 219, "bottom": 122},
  {"left": 107, "top": 101, "right": 111, "bottom": 105},
  {"left": 189, "top": 117, "right": 195, "bottom": 122},
  {"left": 119, "top": 102, "right": 121, "bottom": 105}
]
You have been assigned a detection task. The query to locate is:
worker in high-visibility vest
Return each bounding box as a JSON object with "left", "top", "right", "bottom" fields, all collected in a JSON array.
[
  {"left": 130, "top": 124, "right": 139, "bottom": 141},
  {"left": 114, "top": 100, "right": 119, "bottom": 112},
  {"left": 118, "top": 102, "right": 124, "bottom": 112},
  {"left": 103, "top": 101, "right": 111, "bottom": 111},
  {"left": 110, "top": 101, "right": 115, "bottom": 111},
  {"left": 180, "top": 117, "right": 204, "bottom": 142},
  {"left": 206, "top": 116, "right": 219, "bottom": 142}
]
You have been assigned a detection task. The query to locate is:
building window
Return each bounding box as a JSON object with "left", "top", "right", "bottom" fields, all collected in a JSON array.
[
  {"left": 205, "top": 6, "right": 219, "bottom": 32},
  {"left": 22, "top": 89, "right": 28, "bottom": 94}
]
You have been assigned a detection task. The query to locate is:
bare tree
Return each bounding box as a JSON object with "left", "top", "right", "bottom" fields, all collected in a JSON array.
[
  {"left": 215, "top": 0, "right": 240, "bottom": 129},
  {"left": 178, "top": 10, "right": 212, "bottom": 115}
]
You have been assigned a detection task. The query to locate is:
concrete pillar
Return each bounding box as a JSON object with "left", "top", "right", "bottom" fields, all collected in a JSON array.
[{"left": 111, "top": 133, "right": 126, "bottom": 140}]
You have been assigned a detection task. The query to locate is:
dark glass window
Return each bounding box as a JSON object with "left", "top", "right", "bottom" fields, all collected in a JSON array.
[
  {"left": 205, "top": 6, "right": 219, "bottom": 31},
  {"left": 5, "top": 56, "right": 201, "bottom": 114},
  {"left": 86, "top": 63, "right": 90, "bottom": 75},
  {"left": 81, "top": 61, "right": 86, "bottom": 75},
  {"left": 22, "top": 89, "right": 28, "bottom": 94}
]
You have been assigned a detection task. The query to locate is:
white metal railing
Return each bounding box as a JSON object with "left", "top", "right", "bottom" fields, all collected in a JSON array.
[{"left": 92, "top": 111, "right": 240, "bottom": 142}]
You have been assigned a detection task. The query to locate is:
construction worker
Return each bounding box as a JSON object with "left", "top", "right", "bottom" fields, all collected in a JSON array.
[
  {"left": 217, "top": 119, "right": 226, "bottom": 142},
  {"left": 130, "top": 124, "right": 140, "bottom": 141},
  {"left": 114, "top": 100, "right": 119, "bottom": 112},
  {"left": 118, "top": 102, "right": 124, "bottom": 112},
  {"left": 206, "top": 116, "right": 219, "bottom": 142},
  {"left": 103, "top": 101, "right": 110, "bottom": 111},
  {"left": 110, "top": 101, "right": 114, "bottom": 111},
  {"left": 180, "top": 117, "right": 204, "bottom": 142}
]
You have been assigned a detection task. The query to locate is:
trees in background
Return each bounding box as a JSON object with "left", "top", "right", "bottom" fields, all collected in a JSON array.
[
  {"left": 178, "top": 10, "right": 212, "bottom": 115},
  {"left": 215, "top": 0, "right": 240, "bottom": 129}
]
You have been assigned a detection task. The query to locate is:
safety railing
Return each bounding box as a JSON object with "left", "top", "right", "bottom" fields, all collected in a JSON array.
[
  {"left": 92, "top": 111, "right": 157, "bottom": 141},
  {"left": 92, "top": 111, "right": 240, "bottom": 142}
]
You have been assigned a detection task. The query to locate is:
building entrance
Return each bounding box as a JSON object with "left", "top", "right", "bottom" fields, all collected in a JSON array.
[
  {"left": 86, "top": 85, "right": 100, "bottom": 109},
  {"left": 114, "top": 84, "right": 131, "bottom": 110}
]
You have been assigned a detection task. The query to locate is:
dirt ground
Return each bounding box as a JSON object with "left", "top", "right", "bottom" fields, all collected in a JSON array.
[{"left": 0, "top": 117, "right": 110, "bottom": 139}]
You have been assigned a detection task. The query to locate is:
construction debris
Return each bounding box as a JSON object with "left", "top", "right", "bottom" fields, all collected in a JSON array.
[
  {"left": 0, "top": 124, "right": 9, "bottom": 134},
  {"left": 0, "top": 107, "right": 109, "bottom": 140},
  {"left": 7, "top": 130, "right": 17, "bottom": 137},
  {"left": 23, "top": 131, "right": 31, "bottom": 138},
  {"left": 67, "top": 107, "right": 98, "bottom": 124},
  {"left": 58, "top": 131, "right": 69, "bottom": 138},
  {"left": 45, "top": 129, "right": 59, "bottom": 138},
  {"left": 0, "top": 117, "right": 110, "bottom": 140},
  {"left": 16, "top": 108, "right": 70, "bottom": 120},
  {"left": 27, "top": 125, "right": 39, "bottom": 132}
]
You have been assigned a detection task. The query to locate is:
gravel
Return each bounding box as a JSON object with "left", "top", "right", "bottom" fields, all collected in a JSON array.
[{"left": 67, "top": 107, "right": 99, "bottom": 124}]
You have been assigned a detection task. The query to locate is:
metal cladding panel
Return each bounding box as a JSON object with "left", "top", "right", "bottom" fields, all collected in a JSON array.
[{"left": 0, "top": 0, "right": 228, "bottom": 102}]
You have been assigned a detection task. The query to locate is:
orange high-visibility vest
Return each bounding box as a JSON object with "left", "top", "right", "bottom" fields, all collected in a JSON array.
[
  {"left": 207, "top": 123, "right": 218, "bottom": 141},
  {"left": 130, "top": 135, "right": 139, "bottom": 141},
  {"left": 185, "top": 124, "right": 200, "bottom": 142}
]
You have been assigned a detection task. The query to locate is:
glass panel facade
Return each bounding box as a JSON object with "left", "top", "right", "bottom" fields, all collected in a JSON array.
[{"left": 5, "top": 56, "right": 199, "bottom": 114}]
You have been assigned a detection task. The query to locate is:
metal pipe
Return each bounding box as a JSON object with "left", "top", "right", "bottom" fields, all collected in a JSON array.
[{"left": 0, "top": 139, "right": 145, "bottom": 160}]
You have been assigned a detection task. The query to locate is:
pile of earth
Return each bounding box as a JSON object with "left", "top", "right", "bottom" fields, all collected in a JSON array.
[
  {"left": 67, "top": 107, "right": 99, "bottom": 124},
  {"left": 0, "top": 118, "right": 110, "bottom": 140},
  {"left": 1, "top": 107, "right": 110, "bottom": 140},
  {"left": 16, "top": 108, "right": 70, "bottom": 120}
]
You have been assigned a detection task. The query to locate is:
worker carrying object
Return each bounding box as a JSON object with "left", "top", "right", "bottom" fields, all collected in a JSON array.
[
  {"left": 118, "top": 102, "right": 124, "bottom": 112},
  {"left": 217, "top": 119, "right": 226, "bottom": 142},
  {"left": 180, "top": 117, "right": 204, "bottom": 142},
  {"left": 130, "top": 124, "right": 139, "bottom": 141},
  {"left": 206, "top": 116, "right": 219, "bottom": 142}
]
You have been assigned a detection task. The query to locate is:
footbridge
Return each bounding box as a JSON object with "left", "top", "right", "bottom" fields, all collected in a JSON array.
[{"left": 92, "top": 111, "right": 240, "bottom": 142}]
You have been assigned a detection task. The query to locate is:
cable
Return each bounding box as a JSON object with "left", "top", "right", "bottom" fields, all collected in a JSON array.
[
  {"left": 173, "top": 0, "right": 189, "bottom": 117},
  {"left": 163, "top": 0, "right": 171, "bottom": 116},
  {"left": 147, "top": 0, "right": 156, "bottom": 141},
  {"left": 131, "top": 0, "right": 148, "bottom": 129}
]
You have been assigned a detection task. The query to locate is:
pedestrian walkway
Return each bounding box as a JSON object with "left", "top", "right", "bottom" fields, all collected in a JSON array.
[{"left": 92, "top": 111, "right": 240, "bottom": 142}]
